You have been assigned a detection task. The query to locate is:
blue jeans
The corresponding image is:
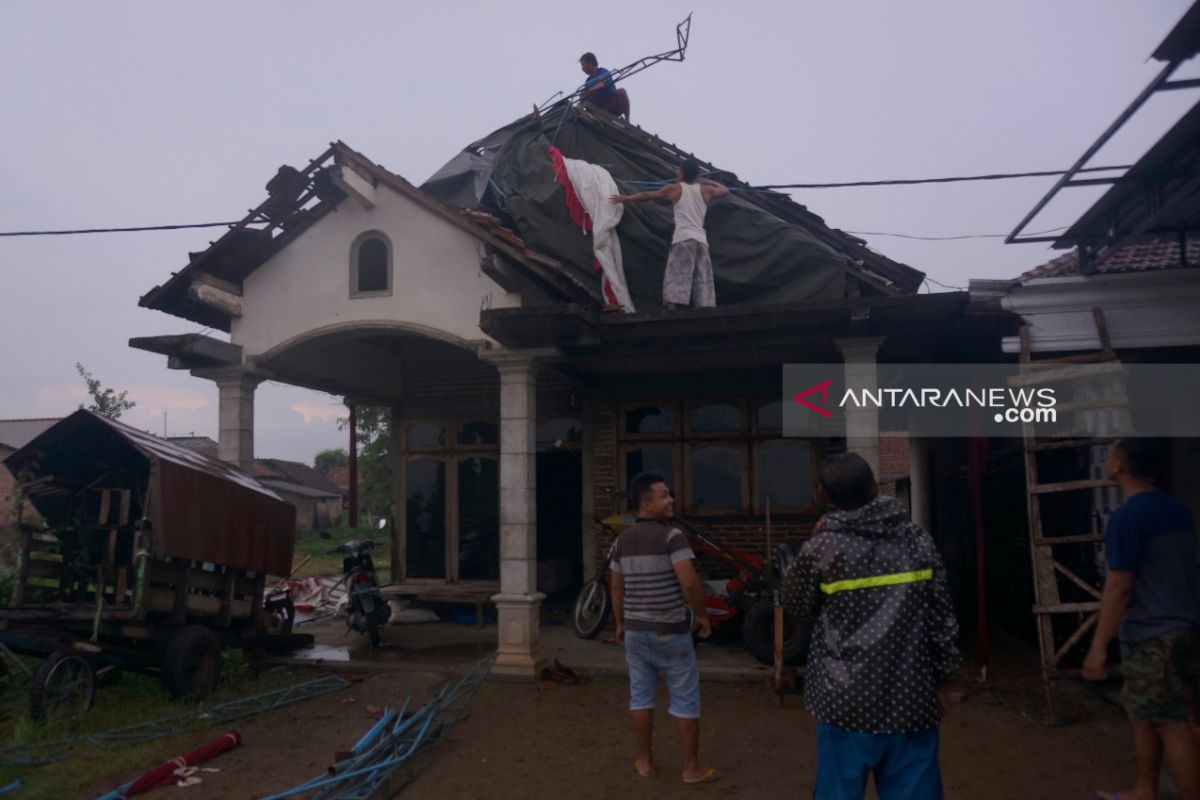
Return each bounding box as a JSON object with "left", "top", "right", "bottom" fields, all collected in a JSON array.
[
  {"left": 814, "top": 723, "right": 944, "bottom": 800},
  {"left": 624, "top": 630, "right": 700, "bottom": 718}
]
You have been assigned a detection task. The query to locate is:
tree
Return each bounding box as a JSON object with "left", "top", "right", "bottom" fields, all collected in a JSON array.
[
  {"left": 337, "top": 408, "right": 392, "bottom": 526},
  {"left": 76, "top": 363, "right": 135, "bottom": 420},
  {"left": 313, "top": 448, "right": 348, "bottom": 476}
]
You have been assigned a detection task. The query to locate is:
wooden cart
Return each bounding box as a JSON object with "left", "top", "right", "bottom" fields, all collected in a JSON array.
[{"left": 2, "top": 410, "right": 309, "bottom": 720}]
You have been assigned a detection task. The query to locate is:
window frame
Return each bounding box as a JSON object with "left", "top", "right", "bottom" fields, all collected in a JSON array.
[
  {"left": 752, "top": 439, "right": 820, "bottom": 514},
  {"left": 683, "top": 441, "right": 749, "bottom": 516},
  {"left": 685, "top": 399, "right": 746, "bottom": 439},
  {"left": 620, "top": 401, "right": 680, "bottom": 441},
  {"left": 349, "top": 230, "right": 394, "bottom": 298}
]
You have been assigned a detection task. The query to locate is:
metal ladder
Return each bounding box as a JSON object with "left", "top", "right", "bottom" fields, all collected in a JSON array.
[{"left": 1013, "top": 307, "right": 1129, "bottom": 723}]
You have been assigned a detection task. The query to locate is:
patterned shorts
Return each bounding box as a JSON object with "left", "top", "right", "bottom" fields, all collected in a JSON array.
[
  {"left": 1121, "top": 627, "right": 1200, "bottom": 723},
  {"left": 662, "top": 240, "right": 715, "bottom": 308}
]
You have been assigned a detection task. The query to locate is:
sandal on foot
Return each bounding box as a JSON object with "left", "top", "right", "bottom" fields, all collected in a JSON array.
[{"left": 683, "top": 767, "right": 718, "bottom": 785}]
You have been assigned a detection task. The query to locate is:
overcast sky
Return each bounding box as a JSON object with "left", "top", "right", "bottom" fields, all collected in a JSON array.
[{"left": 1, "top": 0, "right": 1194, "bottom": 463}]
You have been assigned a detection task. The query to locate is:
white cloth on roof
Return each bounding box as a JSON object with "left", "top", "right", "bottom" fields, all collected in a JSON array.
[{"left": 561, "top": 156, "right": 636, "bottom": 313}]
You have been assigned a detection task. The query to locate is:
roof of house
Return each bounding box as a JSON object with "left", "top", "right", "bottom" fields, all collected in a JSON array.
[
  {"left": 0, "top": 418, "right": 61, "bottom": 450},
  {"left": 424, "top": 104, "right": 925, "bottom": 299},
  {"left": 142, "top": 108, "right": 927, "bottom": 329},
  {"left": 139, "top": 142, "right": 595, "bottom": 330},
  {"left": 253, "top": 458, "right": 342, "bottom": 495},
  {"left": 1016, "top": 236, "right": 1200, "bottom": 282},
  {"left": 258, "top": 478, "right": 342, "bottom": 500}
]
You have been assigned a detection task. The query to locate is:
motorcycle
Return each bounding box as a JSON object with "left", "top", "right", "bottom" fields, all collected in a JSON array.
[
  {"left": 328, "top": 538, "right": 391, "bottom": 648},
  {"left": 573, "top": 514, "right": 810, "bottom": 666}
]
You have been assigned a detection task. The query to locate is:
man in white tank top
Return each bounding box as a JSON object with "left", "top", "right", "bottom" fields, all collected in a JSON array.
[{"left": 610, "top": 158, "right": 729, "bottom": 309}]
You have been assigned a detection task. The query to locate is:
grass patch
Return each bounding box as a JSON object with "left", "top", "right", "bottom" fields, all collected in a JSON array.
[
  {"left": 291, "top": 525, "right": 391, "bottom": 583},
  {"left": 0, "top": 650, "right": 319, "bottom": 798}
]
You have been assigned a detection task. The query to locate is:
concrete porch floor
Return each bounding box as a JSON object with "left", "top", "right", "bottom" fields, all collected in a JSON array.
[{"left": 284, "top": 616, "right": 774, "bottom": 683}]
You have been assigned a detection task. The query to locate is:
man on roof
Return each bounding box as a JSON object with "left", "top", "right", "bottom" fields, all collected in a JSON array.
[
  {"left": 610, "top": 157, "right": 729, "bottom": 310},
  {"left": 579, "top": 52, "right": 630, "bottom": 120}
]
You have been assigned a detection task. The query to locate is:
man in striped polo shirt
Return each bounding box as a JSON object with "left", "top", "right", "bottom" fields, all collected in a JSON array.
[{"left": 611, "top": 472, "right": 717, "bottom": 785}]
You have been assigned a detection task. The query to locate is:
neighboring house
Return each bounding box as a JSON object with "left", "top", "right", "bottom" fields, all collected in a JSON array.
[
  {"left": 966, "top": 5, "right": 1200, "bottom": 718},
  {"left": 131, "top": 106, "right": 1007, "bottom": 676},
  {"left": 167, "top": 435, "right": 220, "bottom": 460},
  {"left": 253, "top": 459, "right": 343, "bottom": 533}
]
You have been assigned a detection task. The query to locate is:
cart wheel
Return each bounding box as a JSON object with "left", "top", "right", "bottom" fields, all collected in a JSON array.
[
  {"left": 163, "top": 626, "right": 222, "bottom": 700},
  {"left": 30, "top": 649, "right": 95, "bottom": 722}
]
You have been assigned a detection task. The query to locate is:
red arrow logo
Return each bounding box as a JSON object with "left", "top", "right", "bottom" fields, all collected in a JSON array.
[{"left": 792, "top": 379, "right": 834, "bottom": 418}]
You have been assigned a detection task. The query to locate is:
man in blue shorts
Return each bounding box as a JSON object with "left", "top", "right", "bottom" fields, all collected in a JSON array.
[
  {"left": 579, "top": 52, "right": 630, "bottom": 119},
  {"left": 783, "top": 453, "right": 959, "bottom": 799},
  {"left": 1085, "top": 438, "right": 1200, "bottom": 800},
  {"left": 611, "top": 471, "right": 716, "bottom": 784}
]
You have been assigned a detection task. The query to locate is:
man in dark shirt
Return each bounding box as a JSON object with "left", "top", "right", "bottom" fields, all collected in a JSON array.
[
  {"left": 1085, "top": 439, "right": 1200, "bottom": 800},
  {"left": 579, "top": 52, "right": 630, "bottom": 119},
  {"left": 611, "top": 472, "right": 715, "bottom": 784},
  {"left": 783, "top": 453, "right": 959, "bottom": 799}
]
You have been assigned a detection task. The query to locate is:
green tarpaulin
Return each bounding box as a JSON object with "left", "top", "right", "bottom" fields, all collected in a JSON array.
[{"left": 422, "top": 106, "right": 847, "bottom": 307}]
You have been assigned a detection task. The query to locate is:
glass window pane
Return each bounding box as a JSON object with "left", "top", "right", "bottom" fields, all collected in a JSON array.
[
  {"left": 407, "top": 422, "right": 444, "bottom": 449},
  {"left": 757, "top": 401, "right": 783, "bottom": 431},
  {"left": 537, "top": 418, "right": 582, "bottom": 446},
  {"left": 458, "top": 458, "right": 498, "bottom": 581},
  {"left": 691, "top": 403, "right": 740, "bottom": 433},
  {"left": 625, "top": 405, "right": 674, "bottom": 435},
  {"left": 689, "top": 446, "right": 742, "bottom": 511},
  {"left": 757, "top": 443, "right": 814, "bottom": 509},
  {"left": 406, "top": 458, "right": 445, "bottom": 579},
  {"left": 357, "top": 238, "right": 388, "bottom": 292},
  {"left": 458, "top": 421, "right": 498, "bottom": 446},
  {"left": 625, "top": 447, "right": 675, "bottom": 498}
]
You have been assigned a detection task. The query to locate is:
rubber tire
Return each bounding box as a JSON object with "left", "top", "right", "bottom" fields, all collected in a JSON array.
[
  {"left": 163, "top": 626, "right": 223, "bottom": 699},
  {"left": 741, "top": 599, "right": 810, "bottom": 667},
  {"left": 572, "top": 581, "right": 611, "bottom": 639},
  {"left": 30, "top": 649, "right": 96, "bottom": 722}
]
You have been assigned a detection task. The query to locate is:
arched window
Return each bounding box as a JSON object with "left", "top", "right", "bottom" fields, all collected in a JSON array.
[{"left": 350, "top": 231, "right": 392, "bottom": 297}]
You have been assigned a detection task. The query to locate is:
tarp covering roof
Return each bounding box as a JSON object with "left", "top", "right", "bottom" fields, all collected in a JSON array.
[{"left": 422, "top": 104, "right": 924, "bottom": 307}]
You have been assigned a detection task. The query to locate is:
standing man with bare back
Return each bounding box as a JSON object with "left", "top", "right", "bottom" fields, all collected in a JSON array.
[{"left": 610, "top": 157, "right": 728, "bottom": 310}]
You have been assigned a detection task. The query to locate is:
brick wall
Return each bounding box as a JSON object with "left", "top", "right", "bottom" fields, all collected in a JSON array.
[{"left": 0, "top": 447, "right": 15, "bottom": 524}]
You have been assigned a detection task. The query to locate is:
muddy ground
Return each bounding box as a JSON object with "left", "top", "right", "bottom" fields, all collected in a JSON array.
[
  {"left": 60, "top": 649, "right": 1143, "bottom": 800},
  {"left": 406, "top": 668, "right": 1140, "bottom": 800}
]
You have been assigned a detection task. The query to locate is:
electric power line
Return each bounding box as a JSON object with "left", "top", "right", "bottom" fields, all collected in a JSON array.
[
  {"left": 0, "top": 221, "right": 239, "bottom": 238},
  {"left": 752, "top": 164, "right": 1129, "bottom": 190}
]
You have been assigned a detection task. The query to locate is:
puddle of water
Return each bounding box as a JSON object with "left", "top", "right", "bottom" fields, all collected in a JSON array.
[{"left": 291, "top": 644, "right": 352, "bottom": 662}]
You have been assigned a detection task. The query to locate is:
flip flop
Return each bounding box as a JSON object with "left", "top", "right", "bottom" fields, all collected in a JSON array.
[
  {"left": 634, "top": 762, "right": 656, "bottom": 778},
  {"left": 682, "top": 767, "right": 719, "bottom": 785}
]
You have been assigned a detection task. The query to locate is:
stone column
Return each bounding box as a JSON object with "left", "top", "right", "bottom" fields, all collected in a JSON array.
[
  {"left": 193, "top": 368, "right": 262, "bottom": 473},
  {"left": 834, "top": 337, "right": 885, "bottom": 479},
  {"left": 482, "top": 351, "right": 546, "bottom": 679},
  {"left": 908, "top": 435, "right": 932, "bottom": 531}
]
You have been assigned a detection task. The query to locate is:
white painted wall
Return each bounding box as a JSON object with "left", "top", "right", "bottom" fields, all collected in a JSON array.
[
  {"left": 1000, "top": 270, "right": 1200, "bottom": 354},
  {"left": 233, "top": 183, "right": 523, "bottom": 359}
]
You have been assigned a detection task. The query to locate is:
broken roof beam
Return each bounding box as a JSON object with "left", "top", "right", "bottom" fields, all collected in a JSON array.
[{"left": 188, "top": 272, "right": 243, "bottom": 318}]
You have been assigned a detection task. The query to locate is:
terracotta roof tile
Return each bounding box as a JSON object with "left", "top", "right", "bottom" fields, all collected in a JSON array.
[{"left": 1017, "top": 236, "right": 1200, "bottom": 282}]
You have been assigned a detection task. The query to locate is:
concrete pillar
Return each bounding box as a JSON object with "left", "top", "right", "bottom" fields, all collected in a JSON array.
[
  {"left": 835, "top": 337, "right": 885, "bottom": 479},
  {"left": 909, "top": 435, "right": 932, "bottom": 531},
  {"left": 193, "top": 368, "right": 262, "bottom": 473},
  {"left": 482, "top": 351, "right": 547, "bottom": 679}
]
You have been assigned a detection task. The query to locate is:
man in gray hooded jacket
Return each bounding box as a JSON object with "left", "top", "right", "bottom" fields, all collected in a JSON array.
[{"left": 783, "top": 453, "right": 959, "bottom": 800}]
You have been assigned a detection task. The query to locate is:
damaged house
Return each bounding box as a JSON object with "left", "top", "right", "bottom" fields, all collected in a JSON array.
[{"left": 133, "top": 104, "right": 1010, "bottom": 677}]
